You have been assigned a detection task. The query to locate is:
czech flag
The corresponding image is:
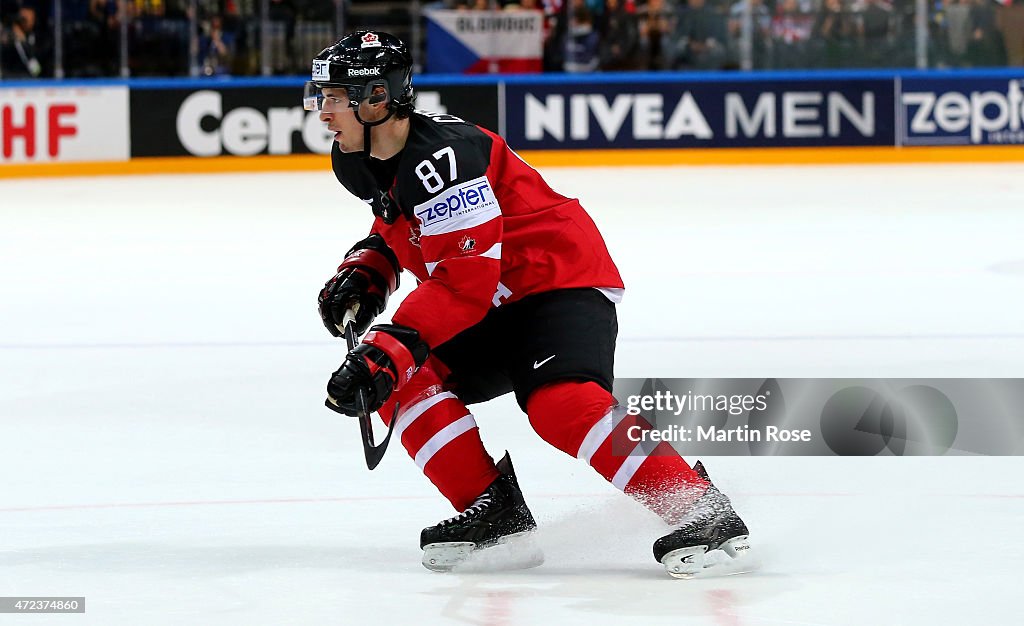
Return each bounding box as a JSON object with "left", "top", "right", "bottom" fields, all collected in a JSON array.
[{"left": 425, "top": 10, "right": 544, "bottom": 74}]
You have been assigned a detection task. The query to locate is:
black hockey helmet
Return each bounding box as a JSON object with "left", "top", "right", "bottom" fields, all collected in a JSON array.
[{"left": 303, "top": 30, "right": 414, "bottom": 122}]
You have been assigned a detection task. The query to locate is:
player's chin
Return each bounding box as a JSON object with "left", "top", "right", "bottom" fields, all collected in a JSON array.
[{"left": 335, "top": 136, "right": 359, "bottom": 152}]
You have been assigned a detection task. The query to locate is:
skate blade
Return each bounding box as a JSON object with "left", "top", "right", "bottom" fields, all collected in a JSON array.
[
  {"left": 661, "top": 536, "right": 760, "bottom": 580},
  {"left": 422, "top": 541, "right": 475, "bottom": 572},
  {"left": 422, "top": 531, "right": 544, "bottom": 573}
]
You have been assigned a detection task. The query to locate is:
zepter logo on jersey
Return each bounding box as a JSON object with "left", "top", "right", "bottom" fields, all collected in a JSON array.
[{"left": 413, "top": 175, "right": 501, "bottom": 235}]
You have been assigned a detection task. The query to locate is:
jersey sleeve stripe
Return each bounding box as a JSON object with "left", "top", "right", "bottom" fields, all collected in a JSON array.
[
  {"left": 480, "top": 242, "right": 502, "bottom": 260},
  {"left": 424, "top": 241, "right": 500, "bottom": 277},
  {"left": 419, "top": 217, "right": 502, "bottom": 264}
]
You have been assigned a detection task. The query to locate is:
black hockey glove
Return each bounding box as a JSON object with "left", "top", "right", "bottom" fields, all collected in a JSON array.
[
  {"left": 318, "top": 234, "right": 401, "bottom": 337},
  {"left": 326, "top": 324, "right": 429, "bottom": 416}
]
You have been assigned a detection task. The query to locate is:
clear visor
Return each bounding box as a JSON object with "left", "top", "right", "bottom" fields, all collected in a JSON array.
[
  {"left": 303, "top": 81, "right": 389, "bottom": 112},
  {"left": 302, "top": 81, "right": 366, "bottom": 111}
]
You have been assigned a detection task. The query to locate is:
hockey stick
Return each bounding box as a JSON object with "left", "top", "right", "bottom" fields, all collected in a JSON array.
[{"left": 336, "top": 314, "right": 398, "bottom": 470}]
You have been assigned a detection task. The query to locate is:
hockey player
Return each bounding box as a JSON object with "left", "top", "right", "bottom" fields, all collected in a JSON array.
[{"left": 305, "top": 30, "right": 752, "bottom": 578}]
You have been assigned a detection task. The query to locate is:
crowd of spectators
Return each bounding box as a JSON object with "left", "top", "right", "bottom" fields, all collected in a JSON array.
[
  {"left": 1, "top": 0, "right": 342, "bottom": 77},
  {"left": 525, "top": 0, "right": 1024, "bottom": 71},
  {"left": 2, "top": 0, "right": 1023, "bottom": 78}
]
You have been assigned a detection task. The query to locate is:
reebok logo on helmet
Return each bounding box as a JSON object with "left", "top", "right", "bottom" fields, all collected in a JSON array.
[{"left": 348, "top": 67, "right": 382, "bottom": 77}]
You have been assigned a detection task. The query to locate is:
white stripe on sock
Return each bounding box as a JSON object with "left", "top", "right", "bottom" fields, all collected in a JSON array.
[
  {"left": 610, "top": 443, "right": 647, "bottom": 491},
  {"left": 414, "top": 414, "right": 478, "bottom": 469},
  {"left": 576, "top": 405, "right": 627, "bottom": 463},
  {"left": 394, "top": 391, "right": 458, "bottom": 443}
]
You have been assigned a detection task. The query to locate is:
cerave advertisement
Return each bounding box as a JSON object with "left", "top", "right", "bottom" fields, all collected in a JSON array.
[
  {"left": 129, "top": 83, "right": 499, "bottom": 158},
  {"left": 0, "top": 87, "right": 128, "bottom": 164},
  {"left": 899, "top": 76, "right": 1024, "bottom": 146},
  {"left": 504, "top": 79, "right": 896, "bottom": 150},
  {"left": 130, "top": 87, "right": 331, "bottom": 157}
]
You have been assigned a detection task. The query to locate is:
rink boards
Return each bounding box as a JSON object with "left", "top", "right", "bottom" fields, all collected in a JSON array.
[{"left": 2, "top": 69, "right": 1024, "bottom": 177}]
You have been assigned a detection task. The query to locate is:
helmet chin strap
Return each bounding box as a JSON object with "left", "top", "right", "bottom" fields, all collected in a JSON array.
[{"left": 353, "top": 103, "right": 395, "bottom": 158}]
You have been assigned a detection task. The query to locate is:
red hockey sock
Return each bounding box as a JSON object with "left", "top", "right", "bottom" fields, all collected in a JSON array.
[
  {"left": 380, "top": 361, "right": 498, "bottom": 512},
  {"left": 526, "top": 380, "right": 709, "bottom": 523}
]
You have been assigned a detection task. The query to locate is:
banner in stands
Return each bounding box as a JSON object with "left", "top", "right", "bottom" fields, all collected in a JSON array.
[
  {"left": 424, "top": 10, "right": 543, "bottom": 74},
  {"left": 504, "top": 79, "right": 896, "bottom": 150},
  {"left": 130, "top": 84, "right": 500, "bottom": 157},
  {"left": 899, "top": 76, "right": 1024, "bottom": 146},
  {"left": 0, "top": 87, "right": 128, "bottom": 164}
]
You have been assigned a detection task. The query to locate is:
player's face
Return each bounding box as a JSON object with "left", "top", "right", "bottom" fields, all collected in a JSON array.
[{"left": 319, "top": 88, "right": 365, "bottom": 153}]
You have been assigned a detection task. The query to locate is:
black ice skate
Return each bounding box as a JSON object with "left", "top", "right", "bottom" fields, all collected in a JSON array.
[
  {"left": 420, "top": 452, "right": 543, "bottom": 572},
  {"left": 653, "top": 461, "right": 756, "bottom": 579}
]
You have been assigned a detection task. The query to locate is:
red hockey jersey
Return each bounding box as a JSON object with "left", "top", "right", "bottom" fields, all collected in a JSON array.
[{"left": 331, "top": 111, "right": 624, "bottom": 349}]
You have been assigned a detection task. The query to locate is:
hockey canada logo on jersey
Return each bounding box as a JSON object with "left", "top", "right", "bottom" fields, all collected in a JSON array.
[
  {"left": 413, "top": 175, "right": 501, "bottom": 235},
  {"left": 361, "top": 32, "right": 381, "bottom": 48},
  {"left": 458, "top": 235, "right": 476, "bottom": 253}
]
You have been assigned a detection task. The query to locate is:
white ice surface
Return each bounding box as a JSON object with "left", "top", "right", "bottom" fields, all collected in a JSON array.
[{"left": 1, "top": 164, "right": 1023, "bottom": 625}]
